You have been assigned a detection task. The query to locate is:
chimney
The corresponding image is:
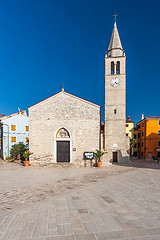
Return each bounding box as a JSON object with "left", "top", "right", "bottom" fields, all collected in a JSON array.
[
  {"left": 141, "top": 114, "right": 144, "bottom": 120},
  {"left": 128, "top": 116, "right": 131, "bottom": 121},
  {"left": 1, "top": 113, "right": 4, "bottom": 118}
]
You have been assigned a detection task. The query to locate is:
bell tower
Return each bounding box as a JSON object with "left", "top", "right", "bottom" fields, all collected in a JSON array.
[{"left": 104, "top": 18, "right": 130, "bottom": 163}]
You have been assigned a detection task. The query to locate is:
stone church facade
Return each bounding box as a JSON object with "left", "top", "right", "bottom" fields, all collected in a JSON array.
[
  {"left": 28, "top": 90, "right": 101, "bottom": 165},
  {"left": 29, "top": 20, "right": 130, "bottom": 165}
]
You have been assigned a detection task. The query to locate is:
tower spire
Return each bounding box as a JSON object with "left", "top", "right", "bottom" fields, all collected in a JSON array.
[{"left": 107, "top": 15, "right": 124, "bottom": 57}]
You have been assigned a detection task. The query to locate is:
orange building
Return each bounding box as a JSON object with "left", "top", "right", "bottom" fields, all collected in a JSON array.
[{"left": 136, "top": 117, "right": 160, "bottom": 159}]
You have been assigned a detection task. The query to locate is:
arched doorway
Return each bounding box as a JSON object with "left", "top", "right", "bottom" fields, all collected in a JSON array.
[{"left": 55, "top": 128, "right": 71, "bottom": 162}]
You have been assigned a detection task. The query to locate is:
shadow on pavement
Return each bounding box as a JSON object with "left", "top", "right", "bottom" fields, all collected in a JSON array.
[{"left": 113, "top": 159, "right": 160, "bottom": 170}]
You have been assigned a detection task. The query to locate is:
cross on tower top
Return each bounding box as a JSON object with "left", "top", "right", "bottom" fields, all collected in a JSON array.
[
  {"left": 61, "top": 84, "right": 64, "bottom": 92},
  {"left": 113, "top": 13, "right": 118, "bottom": 24}
]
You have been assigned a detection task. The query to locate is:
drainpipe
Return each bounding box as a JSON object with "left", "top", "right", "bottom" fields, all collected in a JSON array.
[
  {"left": 2, "top": 123, "right": 9, "bottom": 158},
  {"left": 99, "top": 108, "right": 101, "bottom": 150},
  {"left": 0, "top": 121, "right": 3, "bottom": 159}
]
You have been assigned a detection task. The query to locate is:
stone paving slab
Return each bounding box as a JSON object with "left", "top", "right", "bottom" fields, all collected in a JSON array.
[{"left": 0, "top": 160, "right": 160, "bottom": 239}]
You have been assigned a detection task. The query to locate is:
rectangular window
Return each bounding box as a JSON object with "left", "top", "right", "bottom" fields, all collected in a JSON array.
[
  {"left": 138, "top": 133, "right": 141, "bottom": 138},
  {"left": 134, "top": 152, "right": 137, "bottom": 157},
  {"left": 148, "top": 152, "right": 152, "bottom": 158},
  {"left": 138, "top": 125, "right": 140, "bottom": 129},
  {"left": 142, "top": 152, "right": 143, "bottom": 157},
  {"left": 26, "top": 126, "right": 29, "bottom": 132},
  {"left": 158, "top": 130, "right": 160, "bottom": 136},
  {"left": 134, "top": 134, "right": 137, "bottom": 139},
  {"left": 142, "top": 132, "right": 144, "bottom": 137},
  {"left": 158, "top": 141, "right": 160, "bottom": 147},
  {"left": 26, "top": 137, "right": 29, "bottom": 143},
  {"left": 134, "top": 144, "right": 137, "bottom": 148},
  {"left": 126, "top": 124, "right": 128, "bottom": 127},
  {"left": 142, "top": 123, "right": 144, "bottom": 127},
  {"left": 11, "top": 137, "right": 16, "bottom": 143},
  {"left": 126, "top": 133, "right": 128, "bottom": 136},
  {"left": 138, "top": 143, "right": 140, "bottom": 147},
  {"left": 114, "top": 109, "right": 116, "bottom": 114},
  {"left": 159, "top": 120, "right": 160, "bottom": 126},
  {"left": 142, "top": 142, "right": 144, "bottom": 147},
  {"left": 11, "top": 125, "right": 16, "bottom": 131}
]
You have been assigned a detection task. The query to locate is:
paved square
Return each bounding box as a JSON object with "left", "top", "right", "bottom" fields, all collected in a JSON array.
[{"left": 0, "top": 160, "right": 160, "bottom": 239}]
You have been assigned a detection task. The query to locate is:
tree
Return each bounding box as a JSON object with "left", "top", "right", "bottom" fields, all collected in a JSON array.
[
  {"left": 130, "top": 138, "right": 136, "bottom": 147},
  {"left": 10, "top": 142, "right": 27, "bottom": 159},
  {"left": 130, "top": 138, "right": 136, "bottom": 157}
]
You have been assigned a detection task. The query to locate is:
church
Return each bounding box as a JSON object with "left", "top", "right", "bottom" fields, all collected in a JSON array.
[{"left": 28, "top": 20, "right": 129, "bottom": 165}]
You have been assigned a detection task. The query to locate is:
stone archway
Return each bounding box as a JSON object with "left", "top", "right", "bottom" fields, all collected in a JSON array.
[{"left": 55, "top": 128, "right": 71, "bottom": 163}]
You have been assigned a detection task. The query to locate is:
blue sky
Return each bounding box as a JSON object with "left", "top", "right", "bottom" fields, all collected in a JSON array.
[{"left": 0, "top": 0, "right": 160, "bottom": 124}]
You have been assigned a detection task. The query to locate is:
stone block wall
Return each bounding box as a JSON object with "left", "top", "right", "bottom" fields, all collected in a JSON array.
[{"left": 29, "top": 91, "right": 101, "bottom": 166}]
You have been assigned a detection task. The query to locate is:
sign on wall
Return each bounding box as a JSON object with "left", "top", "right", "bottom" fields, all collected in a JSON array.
[
  {"left": 83, "top": 152, "right": 94, "bottom": 160},
  {"left": 113, "top": 144, "right": 118, "bottom": 148}
]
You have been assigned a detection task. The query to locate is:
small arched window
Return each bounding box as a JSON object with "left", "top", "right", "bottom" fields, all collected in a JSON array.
[
  {"left": 111, "top": 62, "right": 114, "bottom": 75},
  {"left": 116, "top": 61, "right": 120, "bottom": 74}
]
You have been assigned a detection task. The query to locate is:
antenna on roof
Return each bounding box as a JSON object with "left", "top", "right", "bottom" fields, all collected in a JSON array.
[{"left": 141, "top": 114, "right": 144, "bottom": 120}]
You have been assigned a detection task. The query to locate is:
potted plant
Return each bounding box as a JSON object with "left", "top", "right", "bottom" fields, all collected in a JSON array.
[
  {"left": 23, "top": 151, "right": 32, "bottom": 167},
  {"left": 152, "top": 156, "right": 158, "bottom": 163},
  {"left": 93, "top": 149, "right": 106, "bottom": 167}
]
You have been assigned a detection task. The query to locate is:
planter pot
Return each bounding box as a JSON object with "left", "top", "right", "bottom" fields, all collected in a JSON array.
[
  {"left": 97, "top": 162, "right": 102, "bottom": 167},
  {"left": 154, "top": 160, "right": 159, "bottom": 163},
  {"left": 24, "top": 161, "right": 30, "bottom": 167}
]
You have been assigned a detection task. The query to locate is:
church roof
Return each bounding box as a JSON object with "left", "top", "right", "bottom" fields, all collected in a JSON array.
[
  {"left": 108, "top": 22, "right": 123, "bottom": 51},
  {"left": 28, "top": 90, "right": 101, "bottom": 109}
]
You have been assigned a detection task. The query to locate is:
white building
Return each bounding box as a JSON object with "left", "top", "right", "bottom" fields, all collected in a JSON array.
[{"left": 0, "top": 111, "right": 29, "bottom": 159}]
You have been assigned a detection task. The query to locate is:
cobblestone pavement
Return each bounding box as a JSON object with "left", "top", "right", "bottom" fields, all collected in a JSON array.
[{"left": 0, "top": 160, "right": 160, "bottom": 239}]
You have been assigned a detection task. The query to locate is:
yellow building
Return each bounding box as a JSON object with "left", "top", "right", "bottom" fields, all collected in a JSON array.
[
  {"left": 126, "top": 116, "right": 134, "bottom": 138},
  {"left": 126, "top": 116, "right": 136, "bottom": 156},
  {"left": 137, "top": 116, "right": 160, "bottom": 159}
]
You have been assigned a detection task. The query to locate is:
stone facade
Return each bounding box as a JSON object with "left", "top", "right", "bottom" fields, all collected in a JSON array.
[
  {"left": 28, "top": 91, "right": 101, "bottom": 166},
  {"left": 104, "top": 22, "right": 130, "bottom": 163},
  {"left": 28, "top": 21, "right": 130, "bottom": 166}
]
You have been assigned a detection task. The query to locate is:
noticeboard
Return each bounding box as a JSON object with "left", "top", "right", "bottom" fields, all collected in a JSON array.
[{"left": 83, "top": 152, "right": 94, "bottom": 160}]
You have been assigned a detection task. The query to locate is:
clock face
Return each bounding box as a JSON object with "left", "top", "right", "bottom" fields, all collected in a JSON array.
[{"left": 110, "top": 78, "right": 120, "bottom": 87}]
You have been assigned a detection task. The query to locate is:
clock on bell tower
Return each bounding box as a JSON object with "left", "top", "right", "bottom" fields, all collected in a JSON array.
[{"left": 104, "top": 19, "right": 130, "bottom": 163}]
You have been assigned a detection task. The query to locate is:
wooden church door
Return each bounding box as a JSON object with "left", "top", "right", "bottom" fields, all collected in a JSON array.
[{"left": 57, "top": 141, "right": 70, "bottom": 162}]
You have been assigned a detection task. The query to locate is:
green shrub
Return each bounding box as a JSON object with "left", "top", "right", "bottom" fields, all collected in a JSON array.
[{"left": 10, "top": 142, "right": 27, "bottom": 159}]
